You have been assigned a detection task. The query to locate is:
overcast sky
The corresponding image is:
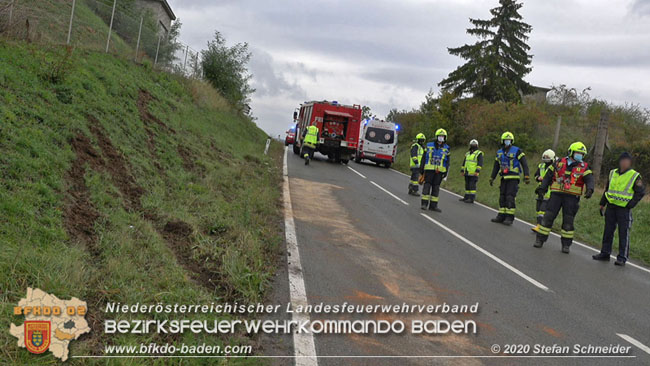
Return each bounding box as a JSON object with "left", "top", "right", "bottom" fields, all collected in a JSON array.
[{"left": 167, "top": 0, "right": 650, "bottom": 137}]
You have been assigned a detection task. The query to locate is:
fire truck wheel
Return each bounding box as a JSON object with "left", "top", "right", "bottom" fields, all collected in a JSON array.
[
  {"left": 384, "top": 162, "right": 392, "bottom": 169},
  {"left": 341, "top": 159, "right": 349, "bottom": 165},
  {"left": 354, "top": 155, "right": 361, "bottom": 163},
  {"left": 293, "top": 144, "right": 300, "bottom": 155}
]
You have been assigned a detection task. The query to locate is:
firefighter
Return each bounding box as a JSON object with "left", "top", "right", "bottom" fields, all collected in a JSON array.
[
  {"left": 489, "top": 132, "right": 530, "bottom": 225},
  {"left": 408, "top": 133, "right": 426, "bottom": 196},
  {"left": 534, "top": 142, "right": 595, "bottom": 253},
  {"left": 459, "top": 139, "right": 483, "bottom": 203},
  {"left": 420, "top": 128, "right": 450, "bottom": 212},
  {"left": 531, "top": 149, "right": 556, "bottom": 232},
  {"left": 593, "top": 152, "right": 645, "bottom": 266},
  {"left": 301, "top": 124, "right": 319, "bottom": 165}
]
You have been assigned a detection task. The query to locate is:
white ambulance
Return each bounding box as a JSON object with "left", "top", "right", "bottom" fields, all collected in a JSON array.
[{"left": 354, "top": 118, "right": 399, "bottom": 168}]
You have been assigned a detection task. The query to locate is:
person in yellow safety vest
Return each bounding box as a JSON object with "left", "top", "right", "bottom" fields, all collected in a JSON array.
[
  {"left": 489, "top": 132, "right": 530, "bottom": 225},
  {"left": 534, "top": 142, "right": 595, "bottom": 253},
  {"left": 532, "top": 149, "right": 556, "bottom": 232},
  {"left": 408, "top": 133, "right": 426, "bottom": 196},
  {"left": 593, "top": 152, "right": 645, "bottom": 266},
  {"left": 420, "top": 128, "right": 450, "bottom": 212},
  {"left": 302, "top": 125, "right": 319, "bottom": 165},
  {"left": 459, "top": 139, "right": 483, "bottom": 203}
]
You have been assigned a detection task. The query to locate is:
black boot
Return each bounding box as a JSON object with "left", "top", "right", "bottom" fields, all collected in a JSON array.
[
  {"left": 304, "top": 157, "right": 310, "bottom": 165},
  {"left": 561, "top": 245, "right": 570, "bottom": 254},
  {"left": 491, "top": 214, "right": 505, "bottom": 223},
  {"left": 459, "top": 195, "right": 467, "bottom": 202},
  {"left": 421, "top": 201, "right": 429, "bottom": 210},
  {"left": 592, "top": 253, "right": 610, "bottom": 261},
  {"left": 502, "top": 215, "right": 514, "bottom": 226},
  {"left": 614, "top": 259, "right": 626, "bottom": 266},
  {"left": 465, "top": 196, "right": 474, "bottom": 204},
  {"left": 533, "top": 237, "right": 544, "bottom": 248},
  {"left": 429, "top": 202, "right": 442, "bottom": 212}
]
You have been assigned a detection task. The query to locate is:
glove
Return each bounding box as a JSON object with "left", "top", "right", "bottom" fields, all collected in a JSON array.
[
  {"left": 599, "top": 205, "right": 605, "bottom": 216},
  {"left": 584, "top": 188, "right": 594, "bottom": 199},
  {"left": 418, "top": 175, "right": 425, "bottom": 185},
  {"left": 524, "top": 176, "right": 531, "bottom": 184},
  {"left": 489, "top": 178, "right": 494, "bottom": 186}
]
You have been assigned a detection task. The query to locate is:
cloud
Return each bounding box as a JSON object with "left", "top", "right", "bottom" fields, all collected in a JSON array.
[{"left": 631, "top": 0, "right": 650, "bottom": 15}]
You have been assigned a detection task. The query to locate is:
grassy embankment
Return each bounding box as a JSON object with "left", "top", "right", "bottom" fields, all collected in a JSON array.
[
  {"left": 0, "top": 39, "right": 283, "bottom": 365},
  {"left": 395, "top": 147, "right": 650, "bottom": 266}
]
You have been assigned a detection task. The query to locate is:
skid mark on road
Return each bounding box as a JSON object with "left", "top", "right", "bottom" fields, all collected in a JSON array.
[{"left": 290, "top": 176, "right": 485, "bottom": 362}]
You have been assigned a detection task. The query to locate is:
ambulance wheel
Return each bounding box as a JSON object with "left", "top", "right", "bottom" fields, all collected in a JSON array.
[
  {"left": 293, "top": 144, "right": 300, "bottom": 155},
  {"left": 384, "top": 162, "right": 392, "bottom": 168}
]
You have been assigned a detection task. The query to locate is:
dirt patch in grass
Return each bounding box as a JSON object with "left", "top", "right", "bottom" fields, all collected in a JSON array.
[
  {"left": 64, "top": 133, "right": 102, "bottom": 258},
  {"left": 87, "top": 116, "right": 145, "bottom": 212},
  {"left": 161, "top": 220, "right": 223, "bottom": 292},
  {"left": 177, "top": 144, "right": 202, "bottom": 174},
  {"left": 137, "top": 89, "right": 175, "bottom": 133}
]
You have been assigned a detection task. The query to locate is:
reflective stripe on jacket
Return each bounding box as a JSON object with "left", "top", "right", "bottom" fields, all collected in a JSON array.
[
  {"left": 496, "top": 146, "right": 523, "bottom": 179},
  {"left": 549, "top": 157, "right": 592, "bottom": 195},
  {"left": 304, "top": 125, "right": 319, "bottom": 147},
  {"left": 463, "top": 150, "right": 483, "bottom": 175},
  {"left": 423, "top": 142, "right": 450, "bottom": 172},
  {"left": 410, "top": 143, "right": 424, "bottom": 168}
]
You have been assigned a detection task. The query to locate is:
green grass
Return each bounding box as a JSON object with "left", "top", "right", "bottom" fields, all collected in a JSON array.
[
  {"left": 395, "top": 146, "right": 650, "bottom": 265},
  {"left": 0, "top": 41, "right": 282, "bottom": 365}
]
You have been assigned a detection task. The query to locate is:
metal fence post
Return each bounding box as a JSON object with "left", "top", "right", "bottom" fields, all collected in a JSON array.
[
  {"left": 105, "top": 0, "right": 117, "bottom": 53},
  {"left": 66, "top": 0, "right": 76, "bottom": 45},
  {"left": 182, "top": 44, "right": 189, "bottom": 72},
  {"left": 134, "top": 15, "right": 143, "bottom": 61},
  {"left": 154, "top": 35, "right": 161, "bottom": 67},
  {"left": 8, "top": 0, "right": 15, "bottom": 26}
]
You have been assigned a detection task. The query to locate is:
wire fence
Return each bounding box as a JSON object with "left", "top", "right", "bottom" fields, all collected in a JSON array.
[{"left": 0, "top": 0, "right": 201, "bottom": 77}]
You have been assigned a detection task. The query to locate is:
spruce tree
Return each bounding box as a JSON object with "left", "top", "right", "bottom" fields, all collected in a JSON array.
[{"left": 439, "top": 0, "right": 533, "bottom": 103}]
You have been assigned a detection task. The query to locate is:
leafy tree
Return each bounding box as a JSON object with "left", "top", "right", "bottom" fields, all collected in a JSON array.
[
  {"left": 362, "top": 105, "right": 373, "bottom": 120},
  {"left": 201, "top": 32, "right": 255, "bottom": 105},
  {"left": 439, "top": 0, "right": 533, "bottom": 103}
]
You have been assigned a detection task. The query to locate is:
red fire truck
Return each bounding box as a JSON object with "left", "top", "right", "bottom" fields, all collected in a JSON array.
[{"left": 292, "top": 100, "right": 363, "bottom": 164}]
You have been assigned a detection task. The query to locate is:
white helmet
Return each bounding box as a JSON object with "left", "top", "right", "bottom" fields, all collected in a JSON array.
[
  {"left": 469, "top": 139, "right": 479, "bottom": 147},
  {"left": 542, "top": 149, "right": 556, "bottom": 163}
]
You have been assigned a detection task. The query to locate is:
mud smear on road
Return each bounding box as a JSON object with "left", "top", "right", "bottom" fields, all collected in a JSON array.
[{"left": 290, "top": 177, "right": 484, "bottom": 364}]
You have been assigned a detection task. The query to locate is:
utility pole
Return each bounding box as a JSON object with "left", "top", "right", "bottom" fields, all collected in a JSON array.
[
  {"left": 105, "top": 0, "right": 116, "bottom": 53},
  {"left": 66, "top": 0, "right": 76, "bottom": 45},
  {"left": 8, "top": 0, "right": 15, "bottom": 27},
  {"left": 552, "top": 115, "right": 561, "bottom": 151},
  {"left": 592, "top": 108, "right": 609, "bottom": 185},
  {"left": 153, "top": 35, "right": 161, "bottom": 67}
]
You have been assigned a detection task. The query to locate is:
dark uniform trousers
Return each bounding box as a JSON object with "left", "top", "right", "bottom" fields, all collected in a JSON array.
[
  {"left": 498, "top": 179, "right": 519, "bottom": 217},
  {"left": 601, "top": 205, "right": 633, "bottom": 262},
  {"left": 464, "top": 175, "right": 478, "bottom": 199},
  {"left": 301, "top": 145, "right": 314, "bottom": 159},
  {"left": 535, "top": 196, "right": 549, "bottom": 220},
  {"left": 537, "top": 193, "right": 580, "bottom": 247},
  {"left": 421, "top": 171, "right": 444, "bottom": 207},
  {"left": 410, "top": 168, "right": 421, "bottom": 193}
]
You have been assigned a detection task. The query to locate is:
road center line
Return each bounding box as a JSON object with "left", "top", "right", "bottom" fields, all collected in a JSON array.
[
  {"left": 283, "top": 148, "right": 318, "bottom": 366},
  {"left": 420, "top": 213, "right": 550, "bottom": 292},
  {"left": 389, "top": 168, "right": 650, "bottom": 275},
  {"left": 370, "top": 181, "right": 409, "bottom": 205},
  {"left": 617, "top": 333, "right": 650, "bottom": 355},
  {"left": 347, "top": 166, "right": 367, "bottom": 179}
]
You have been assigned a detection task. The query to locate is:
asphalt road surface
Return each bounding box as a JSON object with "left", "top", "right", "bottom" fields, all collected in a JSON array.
[{"left": 281, "top": 147, "right": 650, "bottom": 366}]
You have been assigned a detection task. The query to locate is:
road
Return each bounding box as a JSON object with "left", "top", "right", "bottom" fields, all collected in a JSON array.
[{"left": 280, "top": 147, "right": 650, "bottom": 366}]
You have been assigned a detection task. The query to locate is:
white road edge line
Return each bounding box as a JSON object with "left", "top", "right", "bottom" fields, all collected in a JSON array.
[
  {"left": 283, "top": 148, "right": 318, "bottom": 366},
  {"left": 390, "top": 169, "right": 650, "bottom": 275},
  {"left": 347, "top": 166, "right": 367, "bottom": 179},
  {"left": 420, "top": 213, "right": 550, "bottom": 292},
  {"left": 617, "top": 333, "right": 650, "bottom": 355},
  {"left": 370, "top": 181, "right": 409, "bottom": 205}
]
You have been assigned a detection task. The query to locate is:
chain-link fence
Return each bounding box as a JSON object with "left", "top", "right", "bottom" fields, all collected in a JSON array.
[{"left": 0, "top": 0, "right": 200, "bottom": 77}]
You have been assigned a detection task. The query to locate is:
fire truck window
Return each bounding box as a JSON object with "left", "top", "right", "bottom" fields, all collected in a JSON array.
[{"left": 365, "top": 128, "right": 394, "bottom": 144}]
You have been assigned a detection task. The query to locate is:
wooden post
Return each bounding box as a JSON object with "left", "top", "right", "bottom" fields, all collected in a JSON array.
[
  {"left": 592, "top": 109, "right": 609, "bottom": 185},
  {"left": 105, "top": 0, "right": 116, "bottom": 53},
  {"left": 552, "top": 115, "right": 561, "bottom": 151},
  {"left": 66, "top": 0, "right": 76, "bottom": 44}
]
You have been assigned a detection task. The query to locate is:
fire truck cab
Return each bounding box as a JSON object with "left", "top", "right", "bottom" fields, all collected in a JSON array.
[
  {"left": 354, "top": 118, "right": 399, "bottom": 168},
  {"left": 293, "top": 101, "right": 363, "bottom": 164}
]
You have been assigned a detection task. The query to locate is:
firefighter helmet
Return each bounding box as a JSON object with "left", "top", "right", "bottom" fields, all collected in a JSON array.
[
  {"left": 416, "top": 133, "right": 426, "bottom": 141},
  {"left": 568, "top": 142, "right": 587, "bottom": 156},
  {"left": 501, "top": 131, "right": 515, "bottom": 144},
  {"left": 542, "top": 149, "right": 555, "bottom": 163},
  {"left": 469, "top": 139, "right": 479, "bottom": 147},
  {"left": 435, "top": 128, "right": 448, "bottom": 137}
]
